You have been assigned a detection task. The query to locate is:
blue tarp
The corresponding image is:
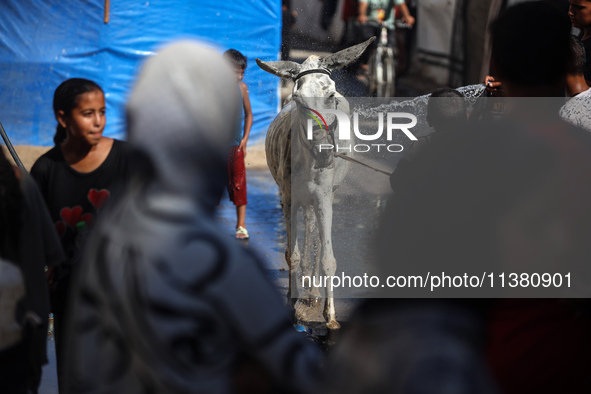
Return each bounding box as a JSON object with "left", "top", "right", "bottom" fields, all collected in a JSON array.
[{"left": 0, "top": 0, "right": 281, "bottom": 146}]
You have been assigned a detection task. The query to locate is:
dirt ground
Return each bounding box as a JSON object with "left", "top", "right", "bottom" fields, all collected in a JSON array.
[
  {"left": 2, "top": 142, "right": 269, "bottom": 172},
  {"left": 2, "top": 145, "right": 50, "bottom": 171}
]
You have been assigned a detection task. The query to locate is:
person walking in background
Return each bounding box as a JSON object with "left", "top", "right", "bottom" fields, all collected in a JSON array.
[
  {"left": 560, "top": 35, "right": 591, "bottom": 131},
  {"left": 282, "top": 0, "right": 297, "bottom": 61},
  {"left": 569, "top": 0, "right": 591, "bottom": 85},
  {"left": 223, "top": 49, "right": 253, "bottom": 240},
  {"left": 30, "top": 78, "right": 131, "bottom": 390},
  {"left": 357, "top": 0, "right": 414, "bottom": 30},
  {"left": 356, "top": 0, "right": 414, "bottom": 68}
]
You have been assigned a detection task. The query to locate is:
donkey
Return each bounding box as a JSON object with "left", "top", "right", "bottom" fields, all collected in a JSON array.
[{"left": 256, "top": 38, "right": 374, "bottom": 330}]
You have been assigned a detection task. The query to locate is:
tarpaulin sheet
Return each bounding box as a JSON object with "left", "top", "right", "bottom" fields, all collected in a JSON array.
[{"left": 0, "top": 0, "right": 281, "bottom": 146}]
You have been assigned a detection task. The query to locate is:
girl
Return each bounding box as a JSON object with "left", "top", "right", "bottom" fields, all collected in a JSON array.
[{"left": 30, "top": 78, "right": 131, "bottom": 388}]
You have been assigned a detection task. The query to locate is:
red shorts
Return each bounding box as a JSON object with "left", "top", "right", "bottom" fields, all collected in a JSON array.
[{"left": 227, "top": 146, "right": 247, "bottom": 206}]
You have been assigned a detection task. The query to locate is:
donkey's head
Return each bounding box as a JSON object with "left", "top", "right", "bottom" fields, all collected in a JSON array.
[
  {"left": 256, "top": 37, "right": 374, "bottom": 110},
  {"left": 257, "top": 38, "right": 374, "bottom": 169}
]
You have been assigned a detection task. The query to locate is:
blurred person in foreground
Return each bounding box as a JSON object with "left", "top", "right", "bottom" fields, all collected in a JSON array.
[
  {"left": 389, "top": 87, "right": 468, "bottom": 193},
  {"left": 486, "top": 34, "right": 591, "bottom": 131},
  {"left": 63, "top": 41, "right": 322, "bottom": 394},
  {"left": 486, "top": 2, "right": 591, "bottom": 393},
  {"left": 326, "top": 111, "right": 563, "bottom": 394},
  {"left": 0, "top": 150, "right": 63, "bottom": 393},
  {"left": 325, "top": 2, "right": 591, "bottom": 393}
]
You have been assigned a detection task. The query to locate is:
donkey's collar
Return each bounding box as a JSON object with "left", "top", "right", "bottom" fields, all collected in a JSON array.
[{"left": 294, "top": 68, "right": 331, "bottom": 81}]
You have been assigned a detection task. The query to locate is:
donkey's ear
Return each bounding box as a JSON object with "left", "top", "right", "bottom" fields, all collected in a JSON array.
[
  {"left": 256, "top": 59, "right": 302, "bottom": 80},
  {"left": 319, "top": 37, "right": 376, "bottom": 70}
]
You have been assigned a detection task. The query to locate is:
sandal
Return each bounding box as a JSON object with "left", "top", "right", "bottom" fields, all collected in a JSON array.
[{"left": 236, "top": 226, "right": 249, "bottom": 240}]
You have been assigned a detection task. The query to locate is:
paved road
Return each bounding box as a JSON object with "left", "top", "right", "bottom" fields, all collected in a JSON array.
[{"left": 40, "top": 338, "right": 57, "bottom": 394}]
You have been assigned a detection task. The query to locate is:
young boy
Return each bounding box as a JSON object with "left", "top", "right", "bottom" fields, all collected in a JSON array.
[{"left": 223, "top": 49, "right": 253, "bottom": 239}]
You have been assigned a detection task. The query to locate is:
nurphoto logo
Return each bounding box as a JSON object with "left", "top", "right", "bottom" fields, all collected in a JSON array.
[{"left": 304, "top": 108, "right": 418, "bottom": 153}]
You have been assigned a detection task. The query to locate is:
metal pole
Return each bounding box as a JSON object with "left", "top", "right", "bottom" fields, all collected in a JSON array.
[{"left": 0, "top": 120, "right": 25, "bottom": 170}]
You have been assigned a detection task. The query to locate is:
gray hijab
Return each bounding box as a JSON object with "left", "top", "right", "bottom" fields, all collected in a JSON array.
[
  {"left": 127, "top": 41, "right": 240, "bottom": 211},
  {"left": 64, "top": 41, "right": 321, "bottom": 394}
]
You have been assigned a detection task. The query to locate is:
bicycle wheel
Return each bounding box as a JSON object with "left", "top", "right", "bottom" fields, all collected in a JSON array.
[
  {"left": 383, "top": 50, "right": 395, "bottom": 97},
  {"left": 367, "top": 51, "right": 379, "bottom": 96},
  {"left": 375, "top": 49, "right": 387, "bottom": 97},
  {"left": 376, "top": 61, "right": 385, "bottom": 97}
]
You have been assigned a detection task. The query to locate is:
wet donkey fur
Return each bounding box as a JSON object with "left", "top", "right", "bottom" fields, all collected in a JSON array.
[{"left": 256, "top": 38, "right": 374, "bottom": 330}]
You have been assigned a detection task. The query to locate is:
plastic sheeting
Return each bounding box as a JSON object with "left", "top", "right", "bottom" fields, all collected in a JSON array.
[{"left": 0, "top": 0, "right": 281, "bottom": 146}]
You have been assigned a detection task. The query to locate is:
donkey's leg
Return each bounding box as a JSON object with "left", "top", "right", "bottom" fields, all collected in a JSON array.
[
  {"left": 288, "top": 201, "right": 301, "bottom": 304},
  {"left": 282, "top": 197, "right": 300, "bottom": 306},
  {"left": 301, "top": 204, "right": 318, "bottom": 298},
  {"left": 295, "top": 203, "right": 322, "bottom": 323},
  {"left": 304, "top": 205, "right": 323, "bottom": 300},
  {"left": 316, "top": 192, "right": 340, "bottom": 330},
  {"left": 310, "top": 223, "right": 322, "bottom": 299}
]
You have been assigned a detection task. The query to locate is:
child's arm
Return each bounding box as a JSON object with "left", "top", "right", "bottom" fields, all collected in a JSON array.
[
  {"left": 239, "top": 81, "right": 253, "bottom": 156},
  {"left": 357, "top": 1, "right": 368, "bottom": 24},
  {"left": 398, "top": 1, "right": 415, "bottom": 26}
]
